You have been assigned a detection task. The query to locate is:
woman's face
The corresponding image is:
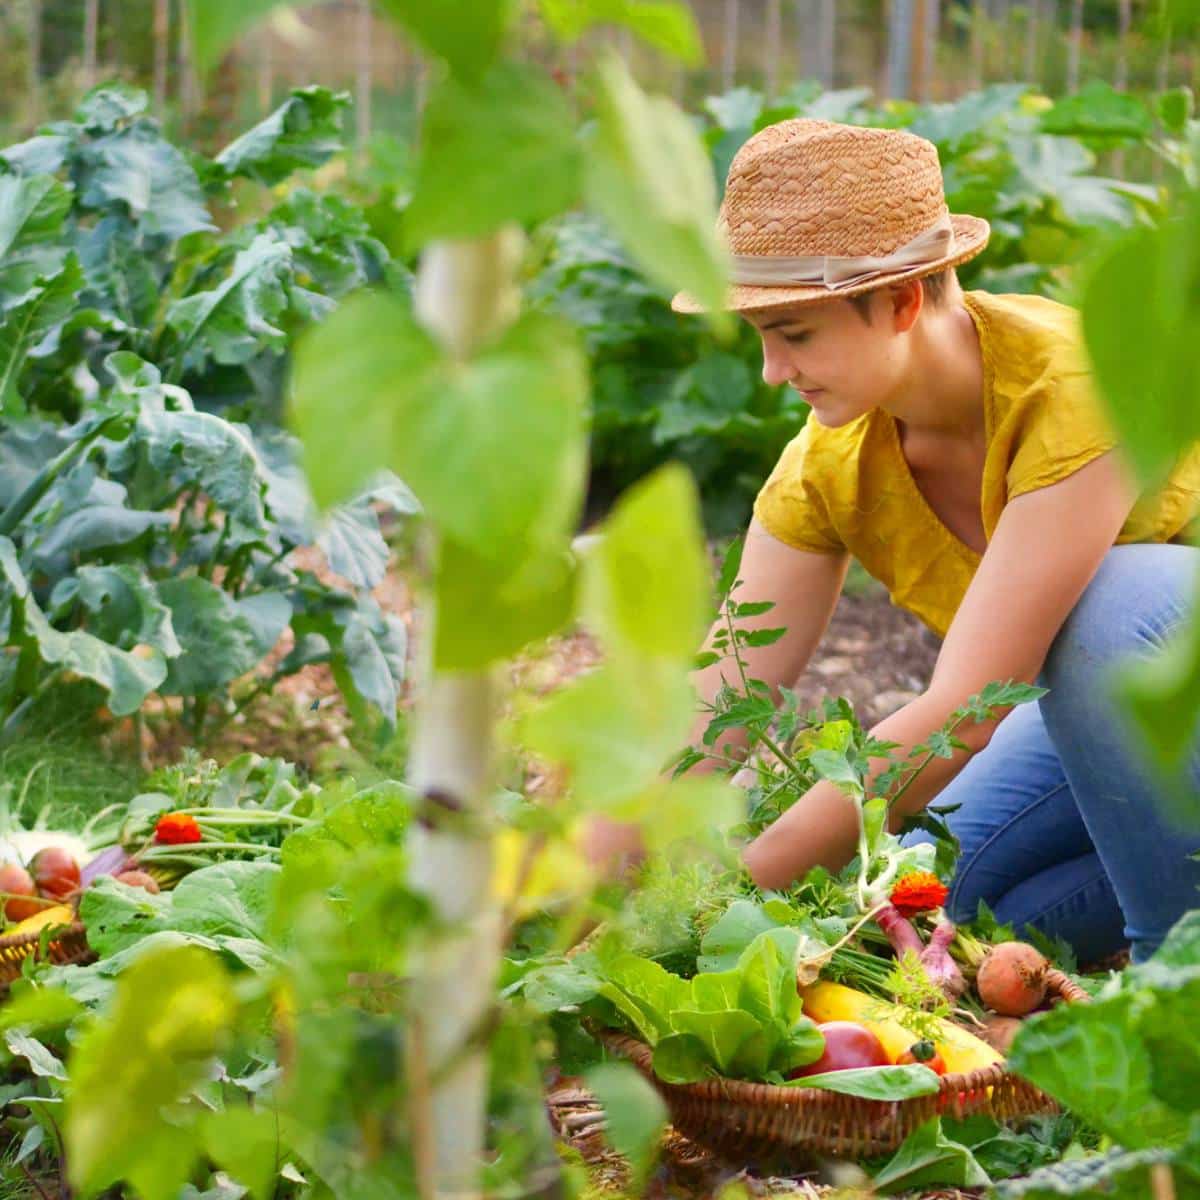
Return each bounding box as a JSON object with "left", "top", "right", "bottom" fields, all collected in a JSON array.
[{"left": 745, "top": 289, "right": 910, "bottom": 427}]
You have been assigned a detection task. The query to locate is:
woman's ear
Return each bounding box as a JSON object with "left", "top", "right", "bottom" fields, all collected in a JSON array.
[{"left": 889, "top": 278, "right": 925, "bottom": 333}]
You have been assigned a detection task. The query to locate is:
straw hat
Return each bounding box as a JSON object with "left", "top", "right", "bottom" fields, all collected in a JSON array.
[{"left": 671, "top": 119, "right": 990, "bottom": 314}]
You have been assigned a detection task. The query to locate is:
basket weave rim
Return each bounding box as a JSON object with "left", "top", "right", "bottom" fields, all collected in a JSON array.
[{"left": 0, "top": 920, "right": 87, "bottom": 951}]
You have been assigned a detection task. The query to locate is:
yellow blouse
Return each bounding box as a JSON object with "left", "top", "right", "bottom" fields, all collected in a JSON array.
[{"left": 752, "top": 289, "right": 1200, "bottom": 639}]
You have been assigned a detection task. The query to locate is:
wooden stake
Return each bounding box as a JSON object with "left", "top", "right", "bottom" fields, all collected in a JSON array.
[
  {"left": 177, "top": 0, "right": 198, "bottom": 121},
  {"left": 912, "top": 0, "right": 929, "bottom": 101},
  {"left": 819, "top": 0, "right": 836, "bottom": 88},
  {"left": 888, "top": 0, "right": 916, "bottom": 99},
  {"left": 765, "top": 0, "right": 781, "bottom": 98},
  {"left": 722, "top": 0, "right": 738, "bottom": 91},
  {"left": 1067, "top": 0, "right": 1084, "bottom": 93},
  {"left": 1023, "top": 0, "right": 1041, "bottom": 85},
  {"left": 153, "top": 0, "right": 169, "bottom": 113},
  {"left": 1115, "top": 0, "right": 1131, "bottom": 91},
  {"left": 1113, "top": 0, "right": 1131, "bottom": 177},
  {"left": 27, "top": 0, "right": 42, "bottom": 127},
  {"left": 356, "top": 0, "right": 372, "bottom": 163},
  {"left": 970, "top": 0, "right": 986, "bottom": 89},
  {"left": 83, "top": 0, "right": 99, "bottom": 89},
  {"left": 256, "top": 27, "right": 273, "bottom": 114}
]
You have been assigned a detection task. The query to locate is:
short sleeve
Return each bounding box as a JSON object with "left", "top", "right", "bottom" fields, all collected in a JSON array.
[
  {"left": 1005, "top": 371, "right": 1122, "bottom": 500},
  {"left": 752, "top": 415, "right": 845, "bottom": 554}
]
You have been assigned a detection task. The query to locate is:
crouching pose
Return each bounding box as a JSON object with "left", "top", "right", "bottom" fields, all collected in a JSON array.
[{"left": 598, "top": 118, "right": 1200, "bottom": 966}]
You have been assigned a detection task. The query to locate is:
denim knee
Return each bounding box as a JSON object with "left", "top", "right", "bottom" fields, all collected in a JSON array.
[{"left": 1039, "top": 544, "right": 1200, "bottom": 717}]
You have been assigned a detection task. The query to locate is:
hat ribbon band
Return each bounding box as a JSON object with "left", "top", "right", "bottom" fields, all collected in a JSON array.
[{"left": 729, "top": 215, "right": 955, "bottom": 291}]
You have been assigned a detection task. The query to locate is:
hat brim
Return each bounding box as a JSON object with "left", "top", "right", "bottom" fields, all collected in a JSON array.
[{"left": 670, "top": 214, "right": 991, "bottom": 316}]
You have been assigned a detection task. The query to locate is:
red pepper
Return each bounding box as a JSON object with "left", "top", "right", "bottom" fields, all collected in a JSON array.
[{"left": 154, "top": 812, "right": 202, "bottom": 845}]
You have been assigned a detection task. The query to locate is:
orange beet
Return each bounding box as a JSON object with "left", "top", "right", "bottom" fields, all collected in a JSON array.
[{"left": 977, "top": 942, "right": 1049, "bottom": 1017}]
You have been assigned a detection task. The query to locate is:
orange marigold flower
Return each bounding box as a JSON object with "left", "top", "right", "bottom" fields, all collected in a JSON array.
[
  {"left": 154, "top": 812, "right": 202, "bottom": 845},
  {"left": 890, "top": 870, "right": 949, "bottom": 917}
]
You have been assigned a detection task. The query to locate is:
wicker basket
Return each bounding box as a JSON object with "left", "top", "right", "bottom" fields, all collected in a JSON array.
[
  {"left": 592, "top": 971, "right": 1091, "bottom": 1166},
  {"left": 0, "top": 917, "right": 94, "bottom": 986}
]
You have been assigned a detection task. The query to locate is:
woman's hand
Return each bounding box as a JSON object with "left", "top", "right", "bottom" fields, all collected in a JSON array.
[{"left": 580, "top": 814, "right": 647, "bottom": 881}]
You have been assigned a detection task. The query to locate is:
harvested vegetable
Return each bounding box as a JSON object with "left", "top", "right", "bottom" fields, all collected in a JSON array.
[
  {"left": 29, "top": 847, "right": 81, "bottom": 901},
  {"left": 874, "top": 901, "right": 964, "bottom": 1002},
  {"left": 919, "top": 918, "right": 966, "bottom": 1001},
  {"left": 113, "top": 870, "right": 161, "bottom": 894},
  {"left": 6, "top": 904, "right": 75, "bottom": 937},
  {"left": 787, "top": 1021, "right": 890, "bottom": 1077},
  {"left": 977, "top": 941, "right": 1050, "bottom": 1016},
  {"left": 897, "top": 1039, "right": 947, "bottom": 1074},
  {"left": 978, "top": 1014, "right": 1023, "bottom": 1055},
  {"left": 801, "top": 980, "right": 1003, "bottom": 1075},
  {"left": 0, "top": 864, "right": 40, "bottom": 922}
]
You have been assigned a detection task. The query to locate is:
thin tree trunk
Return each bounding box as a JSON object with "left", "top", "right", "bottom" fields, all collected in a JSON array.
[
  {"left": 888, "top": 0, "right": 916, "bottom": 99},
  {"left": 819, "top": 0, "right": 836, "bottom": 88},
  {"left": 970, "top": 0, "right": 987, "bottom": 89},
  {"left": 356, "top": 0, "right": 372, "bottom": 162},
  {"left": 27, "top": 0, "right": 42, "bottom": 127},
  {"left": 153, "top": 0, "right": 169, "bottom": 113},
  {"left": 722, "top": 0, "right": 738, "bottom": 91},
  {"left": 1067, "top": 0, "right": 1084, "bottom": 93},
  {"left": 406, "top": 666, "right": 497, "bottom": 1200},
  {"left": 402, "top": 295, "right": 522, "bottom": 1200},
  {"left": 1023, "top": 0, "right": 1041, "bottom": 84},
  {"left": 764, "top": 0, "right": 781, "bottom": 97},
  {"left": 83, "top": 0, "right": 99, "bottom": 88}
]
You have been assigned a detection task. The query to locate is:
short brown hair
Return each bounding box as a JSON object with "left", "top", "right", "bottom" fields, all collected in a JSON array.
[{"left": 845, "top": 268, "right": 955, "bottom": 324}]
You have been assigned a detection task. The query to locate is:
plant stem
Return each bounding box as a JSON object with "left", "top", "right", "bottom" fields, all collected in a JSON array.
[
  {"left": 720, "top": 605, "right": 807, "bottom": 784},
  {"left": 884, "top": 712, "right": 969, "bottom": 814}
]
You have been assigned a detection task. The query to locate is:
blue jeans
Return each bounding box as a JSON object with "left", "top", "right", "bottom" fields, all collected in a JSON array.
[{"left": 900, "top": 542, "right": 1200, "bottom": 965}]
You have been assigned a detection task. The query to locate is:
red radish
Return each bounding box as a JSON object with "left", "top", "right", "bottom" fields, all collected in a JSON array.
[
  {"left": 919, "top": 919, "right": 967, "bottom": 1001},
  {"left": 113, "top": 870, "right": 160, "bottom": 894},
  {"left": 875, "top": 903, "right": 925, "bottom": 958},
  {"left": 29, "top": 847, "right": 81, "bottom": 901},
  {"left": 875, "top": 903, "right": 964, "bottom": 1002},
  {"left": 787, "top": 1021, "right": 891, "bottom": 1078},
  {"left": 0, "top": 864, "right": 40, "bottom": 922},
  {"left": 977, "top": 942, "right": 1050, "bottom": 1016}
]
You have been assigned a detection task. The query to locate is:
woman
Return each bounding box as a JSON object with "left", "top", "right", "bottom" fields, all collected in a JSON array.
[{"left": 599, "top": 118, "right": 1200, "bottom": 966}]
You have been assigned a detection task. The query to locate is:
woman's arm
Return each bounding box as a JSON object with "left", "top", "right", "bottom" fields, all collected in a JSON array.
[{"left": 743, "top": 450, "right": 1140, "bottom": 890}]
